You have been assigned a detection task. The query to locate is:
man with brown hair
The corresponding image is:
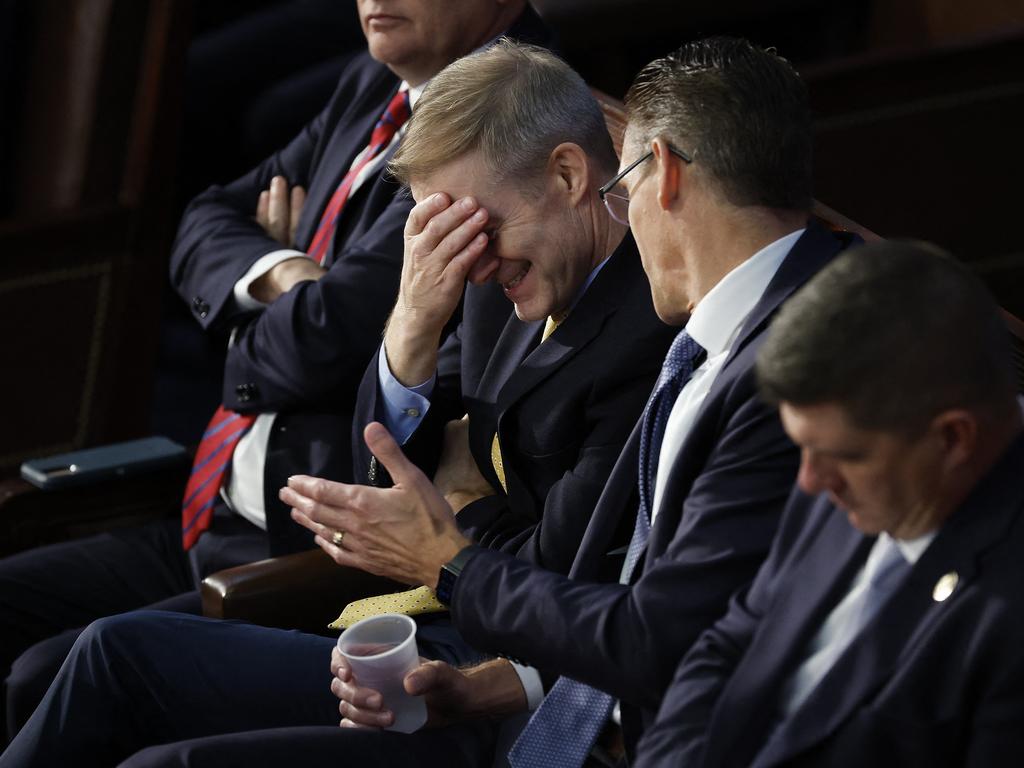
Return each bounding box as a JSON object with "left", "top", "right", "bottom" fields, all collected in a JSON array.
[{"left": 635, "top": 241, "right": 1024, "bottom": 767}]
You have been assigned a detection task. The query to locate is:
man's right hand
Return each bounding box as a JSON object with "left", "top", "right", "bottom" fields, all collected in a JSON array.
[
  {"left": 331, "top": 648, "right": 528, "bottom": 729},
  {"left": 383, "top": 193, "right": 491, "bottom": 387}
]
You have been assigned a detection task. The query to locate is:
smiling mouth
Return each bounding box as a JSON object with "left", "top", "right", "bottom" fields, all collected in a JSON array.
[{"left": 502, "top": 264, "right": 531, "bottom": 292}]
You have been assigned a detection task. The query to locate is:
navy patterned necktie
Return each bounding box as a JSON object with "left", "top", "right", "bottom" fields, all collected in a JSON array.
[
  {"left": 624, "top": 329, "right": 705, "bottom": 582},
  {"left": 507, "top": 329, "right": 704, "bottom": 768}
]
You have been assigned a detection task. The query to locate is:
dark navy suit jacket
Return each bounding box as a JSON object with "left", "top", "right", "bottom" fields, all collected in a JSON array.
[
  {"left": 169, "top": 9, "right": 549, "bottom": 555},
  {"left": 353, "top": 235, "right": 676, "bottom": 574},
  {"left": 447, "top": 222, "right": 858, "bottom": 756},
  {"left": 635, "top": 432, "right": 1024, "bottom": 768}
]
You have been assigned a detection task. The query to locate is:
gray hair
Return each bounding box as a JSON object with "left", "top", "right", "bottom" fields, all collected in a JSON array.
[
  {"left": 625, "top": 36, "right": 812, "bottom": 210},
  {"left": 390, "top": 39, "right": 618, "bottom": 187}
]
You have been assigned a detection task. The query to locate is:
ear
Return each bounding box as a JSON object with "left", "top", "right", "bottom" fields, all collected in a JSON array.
[
  {"left": 651, "top": 136, "right": 684, "bottom": 211},
  {"left": 930, "top": 409, "right": 978, "bottom": 473},
  {"left": 546, "top": 142, "right": 590, "bottom": 207}
]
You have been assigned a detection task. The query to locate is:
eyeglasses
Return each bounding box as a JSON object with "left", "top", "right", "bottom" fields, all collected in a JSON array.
[{"left": 598, "top": 146, "right": 693, "bottom": 225}]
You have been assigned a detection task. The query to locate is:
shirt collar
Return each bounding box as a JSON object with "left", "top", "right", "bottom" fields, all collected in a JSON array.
[
  {"left": 882, "top": 530, "right": 938, "bottom": 565},
  {"left": 401, "top": 81, "right": 425, "bottom": 110},
  {"left": 686, "top": 228, "right": 805, "bottom": 356}
]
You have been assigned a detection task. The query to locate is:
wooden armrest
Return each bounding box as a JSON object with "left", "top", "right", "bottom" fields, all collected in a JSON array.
[
  {"left": 0, "top": 464, "right": 188, "bottom": 557},
  {"left": 201, "top": 549, "right": 403, "bottom": 635}
]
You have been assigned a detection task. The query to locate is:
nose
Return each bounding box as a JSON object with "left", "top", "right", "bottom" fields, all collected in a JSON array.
[{"left": 797, "top": 449, "right": 843, "bottom": 496}]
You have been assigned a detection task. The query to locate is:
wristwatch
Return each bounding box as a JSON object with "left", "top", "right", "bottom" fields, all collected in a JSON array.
[{"left": 435, "top": 545, "right": 481, "bottom": 606}]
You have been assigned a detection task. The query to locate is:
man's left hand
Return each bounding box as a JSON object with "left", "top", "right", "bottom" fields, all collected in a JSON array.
[{"left": 283, "top": 422, "right": 471, "bottom": 588}]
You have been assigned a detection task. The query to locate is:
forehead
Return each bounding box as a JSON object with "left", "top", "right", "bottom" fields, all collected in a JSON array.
[
  {"left": 779, "top": 401, "right": 868, "bottom": 449},
  {"left": 408, "top": 152, "right": 534, "bottom": 215}
]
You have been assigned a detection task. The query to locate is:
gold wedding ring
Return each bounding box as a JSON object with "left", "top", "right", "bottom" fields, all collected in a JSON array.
[{"left": 331, "top": 530, "right": 345, "bottom": 546}]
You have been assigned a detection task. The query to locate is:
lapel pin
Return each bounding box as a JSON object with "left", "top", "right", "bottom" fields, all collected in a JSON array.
[{"left": 932, "top": 571, "right": 959, "bottom": 602}]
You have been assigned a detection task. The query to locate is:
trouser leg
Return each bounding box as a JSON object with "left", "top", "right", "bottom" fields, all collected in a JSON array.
[
  {"left": 0, "top": 519, "right": 195, "bottom": 739},
  {"left": 2, "top": 506, "right": 269, "bottom": 744},
  {"left": 5, "top": 591, "right": 203, "bottom": 740},
  {"left": 0, "top": 611, "right": 338, "bottom": 768},
  {"left": 116, "top": 722, "right": 498, "bottom": 768}
]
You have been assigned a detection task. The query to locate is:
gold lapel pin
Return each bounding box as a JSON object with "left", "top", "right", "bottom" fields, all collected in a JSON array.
[{"left": 932, "top": 571, "right": 959, "bottom": 602}]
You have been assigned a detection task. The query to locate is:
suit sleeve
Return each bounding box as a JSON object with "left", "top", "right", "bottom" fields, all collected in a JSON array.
[
  {"left": 171, "top": 62, "right": 412, "bottom": 412},
  {"left": 458, "top": 354, "right": 662, "bottom": 574},
  {"left": 352, "top": 321, "right": 467, "bottom": 485},
  {"left": 451, "top": 376, "right": 799, "bottom": 709},
  {"left": 170, "top": 101, "right": 331, "bottom": 332},
  {"left": 965, "top": 628, "right": 1024, "bottom": 766}
]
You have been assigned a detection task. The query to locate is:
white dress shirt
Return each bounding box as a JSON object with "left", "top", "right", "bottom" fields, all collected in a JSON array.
[
  {"left": 779, "top": 529, "right": 936, "bottom": 717},
  {"left": 222, "top": 83, "right": 423, "bottom": 529}
]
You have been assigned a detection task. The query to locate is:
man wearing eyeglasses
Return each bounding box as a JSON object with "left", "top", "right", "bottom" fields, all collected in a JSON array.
[{"left": 286, "top": 36, "right": 862, "bottom": 765}]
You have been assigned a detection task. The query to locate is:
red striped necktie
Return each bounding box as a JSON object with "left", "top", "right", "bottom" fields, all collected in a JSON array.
[
  {"left": 181, "top": 406, "right": 256, "bottom": 549},
  {"left": 307, "top": 87, "right": 411, "bottom": 265},
  {"left": 181, "top": 88, "right": 411, "bottom": 550}
]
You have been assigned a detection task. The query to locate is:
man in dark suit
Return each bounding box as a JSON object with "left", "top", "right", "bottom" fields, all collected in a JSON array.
[
  {"left": 282, "top": 37, "right": 859, "bottom": 766},
  {"left": 0, "top": 0, "right": 543, "bottom": 742},
  {"left": 0, "top": 40, "right": 672, "bottom": 768},
  {"left": 350, "top": 45, "right": 674, "bottom": 577},
  {"left": 632, "top": 242, "right": 1024, "bottom": 768}
]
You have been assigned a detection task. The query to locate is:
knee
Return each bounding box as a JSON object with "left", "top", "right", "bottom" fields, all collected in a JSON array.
[
  {"left": 72, "top": 611, "right": 172, "bottom": 670},
  {"left": 7, "top": 631, "right": 79, "bottom": 737}
]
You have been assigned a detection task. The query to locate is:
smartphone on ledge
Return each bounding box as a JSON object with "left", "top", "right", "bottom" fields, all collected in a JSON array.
[{"left": 20, "top": 437, "right": 189, "bottom": 490}]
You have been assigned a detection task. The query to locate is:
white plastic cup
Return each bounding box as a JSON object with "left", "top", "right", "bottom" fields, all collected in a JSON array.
[{"left": 337, "top": 613, "right": 428, "bottom": 733}]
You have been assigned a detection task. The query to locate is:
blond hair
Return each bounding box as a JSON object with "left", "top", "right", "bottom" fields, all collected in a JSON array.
[{"left": 390, "top": 39, "right": 616, "bottom": 187}]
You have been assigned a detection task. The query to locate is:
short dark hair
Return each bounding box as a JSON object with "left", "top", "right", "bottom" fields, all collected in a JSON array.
[
  {"left": 624, "top": 36, "right": 812, "bottom": 210},
  {"left": 757, "top": 241, "right": 1017, "bottom": 434}
]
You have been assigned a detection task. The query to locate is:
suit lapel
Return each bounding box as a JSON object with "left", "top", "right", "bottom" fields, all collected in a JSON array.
[
  {"left": 697, "top": 504, "right": 870, "bottom": 768},
  {"left": 569, "top": 421, "right": 642, "bottom": 581},
  {"left": 492, "top": 240, "right": 632, "bottom": 417},
  {"left": 489, "top": 239, "right": 637, "bottom": 497},
  {"left": 754, "top": 433, "right": 1024, "bottom": 767},
  {"left": 296, "top": 71, "right": 400, "bottom": 254}
]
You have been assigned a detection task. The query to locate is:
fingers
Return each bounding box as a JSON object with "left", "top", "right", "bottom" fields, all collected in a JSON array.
[
  {"left": 257, "top": 190, "right": 270, "bottom": 228},
  {"left": 404, "top": 659, "right": 454, "bottom": 697},
  {"left": 289, "top": 186, "right": 306, "bottom": 246},
  {"left": 407, "top": 195, "right": 490, "bottom": 273},
  {"left": 331, "top": 647, "right": 351, "bottom": 680},
  {"left": 266, "top": 176, "right": 291, "bottom": 245},
  {"left": 331, "top": 674, "right": 393, "bottom": 729},
  {"left": 363, "top": 422, "right": 428, "bottom": 491},
  {"left": 283, "top": 475, "right": 358, "bottom": 510},
  {"left": 416, "top": 203, "right": 490, "bottom": 275},
  {"left": 404, "top": 192, "right": 451, "bottom": 237}
]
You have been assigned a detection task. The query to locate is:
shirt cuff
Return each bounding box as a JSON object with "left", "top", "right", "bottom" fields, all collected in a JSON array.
[
  {"left": 510, "top": 662, "right": 545, "bottom": 711},
  {"left": 377, "top": 346, "right": 435, "bottom": 444},
  {"left": 232, "top": 249, "right": 310, "bottom": 311}
]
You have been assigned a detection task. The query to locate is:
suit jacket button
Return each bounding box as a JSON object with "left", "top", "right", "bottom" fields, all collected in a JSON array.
[{"left": 235, "top": 383, "right": 258, "bottom": 403}]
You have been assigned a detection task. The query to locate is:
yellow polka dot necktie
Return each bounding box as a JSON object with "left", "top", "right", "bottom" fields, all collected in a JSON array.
[{"left": 329, "top": 585, "right": 446, "bottom": 630}]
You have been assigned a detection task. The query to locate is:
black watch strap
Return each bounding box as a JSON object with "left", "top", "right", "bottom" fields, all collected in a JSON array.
[{"left": 436, "top": 545, "right": 481, "bottom": 606}]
